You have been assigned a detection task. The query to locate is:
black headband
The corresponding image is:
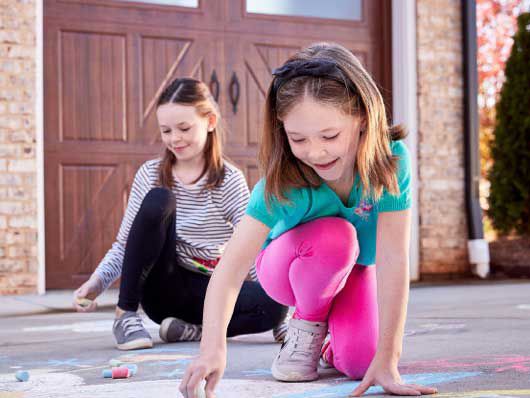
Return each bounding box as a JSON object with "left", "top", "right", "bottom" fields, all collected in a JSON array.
[{"left": 271, "top": 58, "right": 355, "bottom": 94}]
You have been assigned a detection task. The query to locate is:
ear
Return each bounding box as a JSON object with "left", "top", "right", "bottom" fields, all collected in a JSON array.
[{"left": 207, "top": 113, "right": 218, "bottom": 132}]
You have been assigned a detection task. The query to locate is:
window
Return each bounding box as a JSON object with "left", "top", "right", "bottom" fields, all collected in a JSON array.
[
  {"left": 114, "top": 0, "right": 198, "bottom": 7},
  {"left": 246, "top": 0, "right": 362, "bottom": 21}
]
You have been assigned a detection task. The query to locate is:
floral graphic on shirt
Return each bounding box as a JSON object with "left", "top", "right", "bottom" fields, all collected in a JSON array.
[{"left": 354, "top": 199, "right": 373, "bottom": 221}]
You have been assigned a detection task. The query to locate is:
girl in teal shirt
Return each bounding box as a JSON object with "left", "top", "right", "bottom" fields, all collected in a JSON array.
[{"left": 180, "top": 43, "right": 437, "bottom": 398}]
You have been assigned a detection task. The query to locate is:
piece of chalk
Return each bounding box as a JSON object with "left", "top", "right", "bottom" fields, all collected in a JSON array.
[
  {"left": 195, "top": 379, "right": 207, "bottom": 398},
  {"left": 111, "top": 367, "right": 130, "bottom": 379},
  {"left": 109, "top": 359, "right": 123, "bottom": 367},
  {"left": 76, "top": 298, "right": 92, "bottom": 308},
  {"left": 124, "top": 363, "right": 137, "bottom": 375},
  {"left": 102, "top": 369, "right": 112, "bottom": 378},
  {"left": 15, "top": 370, "right": 29, "bottom": 382}
]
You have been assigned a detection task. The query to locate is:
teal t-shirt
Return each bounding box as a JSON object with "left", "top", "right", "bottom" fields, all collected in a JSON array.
[{"left": 246, "top": 140, "right": 411, "bottom": 266}]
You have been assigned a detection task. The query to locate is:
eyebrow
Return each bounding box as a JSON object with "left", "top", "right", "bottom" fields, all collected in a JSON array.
[
  {"left": 285, "top": 127, "right": 338, "bottom": 135},
  {"left": 159, "top": 121, "right": 192, "bottom": 128}
]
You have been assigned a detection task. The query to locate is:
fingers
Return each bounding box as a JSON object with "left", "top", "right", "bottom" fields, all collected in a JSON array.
[
  {"left": 385, "top": 384, "right": 421, "bottom": 396},
  {"left": 187, "top": 368, "right": 206, "bottom": 398},
  {"left": 350, "top": 379, "right": 372, "bottom": 397},
  {"left": 179, "top": 366, "right": 193, "bottom": 397},
  {"left": 73, "top": 294, "right": 97, "bottom": 312},
  {"left": 381, "top": 381, "right": 436, "bottom": 396},
  {"left": 72, "top": 291, "right": 85, "bottom": 312},
  {"left": 404, "top": 384, "right": 438, "bottom": 395},
  {"left": 205, "top": 371, "right": 220, "bottom": 398},
  {"left": 179, "top": 365, "right": 206, "bottom": 398}
]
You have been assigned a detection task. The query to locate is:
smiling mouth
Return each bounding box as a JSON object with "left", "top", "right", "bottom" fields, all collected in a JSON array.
[
  {"left": 173, "top": 145, "right": 188, "bottom": 151},
  {"left": 314, "top": 159, "right": 339, "bottom": 170}
]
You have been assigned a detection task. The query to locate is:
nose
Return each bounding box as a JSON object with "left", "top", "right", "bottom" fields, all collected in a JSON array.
[
  {"left": 169, "top": 130, "right": 184, "bottom": 143},
  {"left": 307, "top": 142, "right": 327, "bottom": 162}
]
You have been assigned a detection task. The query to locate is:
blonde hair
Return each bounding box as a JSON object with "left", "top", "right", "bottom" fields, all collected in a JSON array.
[
  {"left": 259, "top": 42, "right": 406, "bottom": 203},
  {"left": 156, "top": 78, "right": 225, "bottom": 189}
]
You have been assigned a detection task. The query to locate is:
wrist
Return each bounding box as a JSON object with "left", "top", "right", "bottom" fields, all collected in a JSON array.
[
  {"left": 200, "top": 340, "right": 226, "bottom": 356},
  {"left": 375, "top": 346, "right": 401, "bottom": 364},
  {"left": 88, "top": 275, "right": 104, "bottom": 296}
]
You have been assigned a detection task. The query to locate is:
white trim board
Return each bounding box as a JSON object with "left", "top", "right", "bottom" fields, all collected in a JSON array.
[
  {"left": 36, "top": 0, "right": 45, "bottom": 294},
  {"left": 392, "top": 0, "right": 420, "bottom": 280}
]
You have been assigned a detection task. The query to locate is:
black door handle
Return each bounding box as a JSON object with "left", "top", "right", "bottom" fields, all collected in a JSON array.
[
  {"left": 229, "top": 72, "right": 240, "bottom": 114},
  {"left": 209, "top": 69, "right": 220, "bottom": 102}
]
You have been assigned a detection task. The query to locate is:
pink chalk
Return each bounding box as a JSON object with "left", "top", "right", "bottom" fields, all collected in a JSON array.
[{"left": 111, "top": 367, "right": 130, "bottom": 379}]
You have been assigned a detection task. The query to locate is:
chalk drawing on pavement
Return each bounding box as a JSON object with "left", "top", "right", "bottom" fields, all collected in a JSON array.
[
  {"left": 21, "top": 318, "right": 159, "bottom": 334},
  {"left": 273, "top": 371, "right": 481, "bottom": 398},
  {"left": 405, "top": 323, "right": 467, "bottom": 337},
  {"left": 437, "top": 389, "right": 530, "bottom": 397},
  {"left": 402, "top": 355, "right": 530, "bottom": 374}
]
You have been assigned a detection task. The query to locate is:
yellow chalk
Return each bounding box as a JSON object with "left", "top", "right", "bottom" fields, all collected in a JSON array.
[{"left": 76, "top": 298, "right": 93, "bottom": 308}]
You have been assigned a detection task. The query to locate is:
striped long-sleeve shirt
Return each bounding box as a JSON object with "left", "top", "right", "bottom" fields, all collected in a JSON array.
[{"left": 94, "top": 158, "right": 250, "bottom": 291}]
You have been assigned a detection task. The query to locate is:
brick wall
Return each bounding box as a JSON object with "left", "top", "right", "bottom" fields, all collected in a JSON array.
[
  {"left": 417, "top": 1, "right": 469, "bottom": 276},
  {"left": 0, "top": 0, "right": 38, "bottom": 294}
]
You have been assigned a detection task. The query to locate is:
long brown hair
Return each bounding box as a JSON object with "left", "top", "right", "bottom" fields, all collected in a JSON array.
[
  {"left": 259, "top": 42, "right": 406, "bottom": 203},
  {"left": 156, "top": 78, "right": 225, "bottom": 189}
]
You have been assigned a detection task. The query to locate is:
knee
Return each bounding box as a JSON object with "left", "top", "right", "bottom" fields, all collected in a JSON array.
[
  {"left": 336, "top": 339, "right": 377, "bottom": 380},
  {"left": 139, "top": 188, "right": 175, "bottom": 224},
  {"left": 298, "top": 217, "right": 359, "bottom": 265}
]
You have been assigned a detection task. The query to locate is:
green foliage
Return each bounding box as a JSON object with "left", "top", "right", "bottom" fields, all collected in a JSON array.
[{"left": 487, "top": 12, "right": 530, "bottom": 235}]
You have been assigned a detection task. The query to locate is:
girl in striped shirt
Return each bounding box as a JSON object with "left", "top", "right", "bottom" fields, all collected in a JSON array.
[{"left": 73, "top": 78, "right": 288, "bottom": 350}]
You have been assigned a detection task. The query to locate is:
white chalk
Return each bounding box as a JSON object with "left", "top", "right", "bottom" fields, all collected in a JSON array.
[{"left": 195, "top": 379, "right": 207, "bottom": 398}]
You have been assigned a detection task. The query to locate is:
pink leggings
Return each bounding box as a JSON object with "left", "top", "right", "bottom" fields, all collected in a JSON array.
[{"left": 256, "top": 217, "right": 378, "bottom": 379}]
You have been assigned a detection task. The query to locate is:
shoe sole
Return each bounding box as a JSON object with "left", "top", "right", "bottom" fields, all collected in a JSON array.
[
  {"left": 159, "top": 317, "right": 177, "bottom": 343},
  {"left": 116, "top": 338, "right": 153, "bottom": 351},
  {"left": 271, "top": 363, "right": 319, "bottom": 382}
]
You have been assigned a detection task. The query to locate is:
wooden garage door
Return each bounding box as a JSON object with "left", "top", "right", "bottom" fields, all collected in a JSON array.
[{"left": 44, "top": 0, "right": 391, "bottom": 288}]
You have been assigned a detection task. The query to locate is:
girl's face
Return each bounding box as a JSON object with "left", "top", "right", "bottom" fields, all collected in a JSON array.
[
  {"left": 281, "top": 97, "right": 362, "bottom": 184},
  {"left": 156, "top": 103, "right": 214, "bottom": 163}
]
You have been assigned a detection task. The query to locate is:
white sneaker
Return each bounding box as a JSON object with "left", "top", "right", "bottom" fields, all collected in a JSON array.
[{"left": 271, "top": 318, "right": 328, "bottom": 382}]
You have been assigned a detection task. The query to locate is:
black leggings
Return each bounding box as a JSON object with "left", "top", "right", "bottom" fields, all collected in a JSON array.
[{"left": 117, "top": 188, "right": 288, "bottom": 337}]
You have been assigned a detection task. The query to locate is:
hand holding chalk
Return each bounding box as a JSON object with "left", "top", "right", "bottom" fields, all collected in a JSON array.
[{"left": 73, "top": 276, "right": 103, "bottom": 312}]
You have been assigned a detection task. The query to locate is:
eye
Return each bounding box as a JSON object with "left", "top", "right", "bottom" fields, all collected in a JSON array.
[
  {"left": 161, "top": 129, "right": 171, "bottom": 134},
  {"left": 290, "top": 138, "right": 306, "bottom": 143},
  {"left": 179, "top": 127, "right": 191, "bottom": 132},
  {"left": 323, "top": 133, "right": 339, "bottom": 140}
]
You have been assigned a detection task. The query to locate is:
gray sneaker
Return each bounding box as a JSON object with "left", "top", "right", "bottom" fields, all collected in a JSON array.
[
  {"left": 271, "top": 318, "right": 328, "bottom": 382},
  {"left": 159, "top": 317, "right": 202, "bottom": 342},
  {"left": 113, "top": 311, "right": 153, "bottom": 350}
]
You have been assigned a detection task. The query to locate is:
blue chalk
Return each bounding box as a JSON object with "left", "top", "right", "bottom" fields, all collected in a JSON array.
[
  {"left": 15, "top": 370, "right": 29, "bottom": 382},
  {"left": 124, "top": 364, "right": 138, "bottom": 375},
  {"left": 102, "top": 369, "right": 112, "bottom": 378}
]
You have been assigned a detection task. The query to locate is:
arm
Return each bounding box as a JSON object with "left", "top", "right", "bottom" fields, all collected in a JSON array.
[
  {"left": 179, "top": 215, "right": 270, "bottom": 398},
  {"left": 221, "top": 169, "right": 250, "bottom": 226},
  {"left": 351, "top": 209, "right": 437, "bottom": 396},
  {"left": 375, "top": 209, "right": 411, "bottom": 366},
  {"left": 73, "top": 164, "right": 151, "bottom": 311},
  {"left": 93, "top": 165, "right": 150, "bottom": 290}
]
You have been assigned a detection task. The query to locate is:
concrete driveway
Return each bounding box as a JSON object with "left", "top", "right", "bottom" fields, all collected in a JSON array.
[{"left": 0, "top": 281, "right": 529, "bottom": 397}]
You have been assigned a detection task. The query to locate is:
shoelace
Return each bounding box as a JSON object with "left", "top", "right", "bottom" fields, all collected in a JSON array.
[
  {"left": 121, "top": 316, "right": 145, "bottom": 337},
  {"left": 180, "top": 323, "right": 201, "bottom": 341},
  {"left": 285, "top": 328, "right": 323, "bottom": 360}
]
